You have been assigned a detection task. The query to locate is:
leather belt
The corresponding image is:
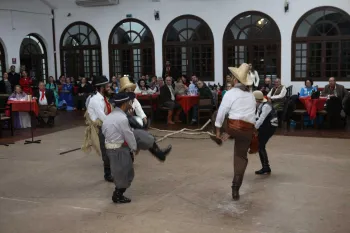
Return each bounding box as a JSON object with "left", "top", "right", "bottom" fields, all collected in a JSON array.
[{"left": 227, "top": 119, "right": 254, "bottom": 131}]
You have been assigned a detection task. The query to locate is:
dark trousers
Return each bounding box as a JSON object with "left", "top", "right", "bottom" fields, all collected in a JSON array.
[
  {"left": 258, "top": 125, "right": 276, "bottom": 168},
  {"left": 74, "top": 94, "right": 88, "bottom": 110},
  {"left": 98, "top": 128, "right": 110, "bottom": 173}
]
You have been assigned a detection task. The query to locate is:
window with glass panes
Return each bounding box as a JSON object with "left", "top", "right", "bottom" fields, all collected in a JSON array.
[
  {"left": 292, "top": 7, "right": 350, "bottom": 81},
  {"left": 108, "top": 19, "right": 155, "bottom": 82},
  {"left": 223, "top": 11, "right": 281, "bottom": 85},
  {"left": 19, "top": 34, "right": 48, "bottom": 82},
  {"left": 163, "top": 15, "right": 214, "bottom": 81},
  {"left": 60, "top": 22, "right": 102, "bottom": 80}
]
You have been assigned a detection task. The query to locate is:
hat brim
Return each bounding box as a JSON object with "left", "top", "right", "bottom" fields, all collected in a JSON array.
[
  {"left": 119, "top": 83, "right": 136, "bottom": 92},
  {"left": 94, "top": 80, "right": 109, "bottom": 86},
  {"left": 110, "top": 92, "right": 136, "bottom": 104},
  {"left": 228, "top": 67, "right": 253, "bottom": 86}
]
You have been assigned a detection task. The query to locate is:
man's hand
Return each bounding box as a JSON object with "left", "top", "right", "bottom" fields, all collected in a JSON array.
[{"left": 143, "top": 117, "right": 148, "bottom": 126}]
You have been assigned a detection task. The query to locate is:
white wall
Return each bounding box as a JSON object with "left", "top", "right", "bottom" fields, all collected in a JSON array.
[{"left": 0, "top": 0, "right": 54, "bottom": 77}]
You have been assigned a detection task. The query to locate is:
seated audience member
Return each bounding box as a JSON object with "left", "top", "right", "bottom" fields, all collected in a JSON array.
[
  {"left": 0, "top": 72, "right": 12, "bottom": 95},
  {"left": 46, "top": 76, "right": 59, "bottom": 106},
  {"left": 19, "top": 71, "right": 33, "bottom": 95},
  {"left": 191, "top": 80, "right": 214, "bottom": 124},
  {"left": 156, "top": 77, "right": 164, "bottom": 92},
  {"left": 258, "top": 77, "right": 273, "bottom": 96},
  {"left": 160, "top": 76, "right": 182, "bottom": 124},
  {"left": 75, "top": 77, "right": 92, "bottom": 110},
  {"left": 110, "top": 74, "right": 120, "bottom": 91},
  {"left": 181, "top": 75, "right": 190, "bottom": 87},
  {"left": 222, "top": 82, "right": 232, "bottom": 97},
  {"left": 8, "top": 85, "right": 31, "bottom": 128},
  {"left": 343, "top": 93, "right": 350, "bottom": 116},
  {"left": 174, "top": 76, "right": 188, "bottom": 95},
  {"left": 188, "top": 75, "right": 198, "bottom": 95},
  {"left": 34, "top": 82, "right": 57, "bottom": 127},
  {"left": 267, "top": 78, "right": 287, "bottom": 111},
  {"left": 149, "top": 76, "right": 158, "bottom": 92},
  {"left": 57, "top": 75, "right": 65, "bottom": 85},
  {"left": 58, "top": 77, "right": 74, "bottom": 110},
  {"left": 322, "top": 77, "right": 348, "bottom": 101},
  {"left": 300, "top": 78, "right": 317, "bottom": 97},
  {"left": 134, "top": 79, "right": 156, "bottom": 94}
]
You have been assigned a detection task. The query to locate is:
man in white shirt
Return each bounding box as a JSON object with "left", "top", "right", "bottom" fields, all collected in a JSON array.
[
  {"left": 267, "top": 78, "right": 287, "bottom": 111},
  {"left": 213, "top": 63, "right": 256, "bottom": 201},
  {"left": 85, "top": 76, "right": 113, "bottom": 182},
  {"left": 34, "top": 81, "right": 57, "bottom": 127}
]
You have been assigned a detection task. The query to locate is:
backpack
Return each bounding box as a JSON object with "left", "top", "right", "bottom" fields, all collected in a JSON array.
[{"left": 258, "top": 102, "right": 278, "bottom": 127}]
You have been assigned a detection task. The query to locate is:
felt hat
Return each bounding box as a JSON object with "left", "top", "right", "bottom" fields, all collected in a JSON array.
[
  {"left": 228, "top": 63, "right": 253, "bottom": 86},
  {"left": 92, "top": 75, "right": 109, "bottom": 86},
  {"left": 253, "top": 90, "right": 267, "bottom": 102},
  {"left": 109, "top": 92, "right": 136, "bottom": 104},
  {"left": 119, "top": 75, "right": 136, "bottom": 92}
]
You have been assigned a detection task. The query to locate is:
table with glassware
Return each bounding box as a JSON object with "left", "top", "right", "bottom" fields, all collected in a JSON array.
[{"left": 176, "top": 94, "right": 200, "bottom": 123}]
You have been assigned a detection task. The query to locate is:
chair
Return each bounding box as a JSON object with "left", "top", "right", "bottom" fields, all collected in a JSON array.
[
  {"left": 197, "top": 98, "right": 214, "bottom": 126},
  {"left": 0, "top": 103, "right": 14, "bottom": 138},
  {"left": 156, "top": 96, "right": 170, "bottom": 121},
  {"left": 286, "top": 85, "right": 293, "bottom": 98}
]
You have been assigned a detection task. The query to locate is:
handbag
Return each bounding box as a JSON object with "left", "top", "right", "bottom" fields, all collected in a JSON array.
[{"left": 248, "top": 133, "right": 259, "bottom": 154}]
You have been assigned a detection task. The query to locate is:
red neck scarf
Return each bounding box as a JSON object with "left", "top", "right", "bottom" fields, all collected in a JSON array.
[
  {"left": 40, "top": 90, "right": 45, "bottom": 101},
  {"left": 104, "top": 97, "right": 112, "bottom": 115}
]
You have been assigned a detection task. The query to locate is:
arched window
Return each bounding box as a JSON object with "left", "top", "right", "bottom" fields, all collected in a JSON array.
[
  {"left": 223, "top": 11, "right": 281, "bottom": 84},
  {"left": 20, "top": 34, "right": 48, "bottom": 82},
  {"left": 0, "top": 42, "right": 5, "bottom": 79},
  {"left": 292, "top": 7, "right": 350, "bottom": 81},
  {"left": 163, "top": 15, "right": 214, "bottom": 81},
  {"left": 60, "top": 22, "right": 102, "bottom": 79},
  {"left": 108, "top": 19, "right": 155, "bottom": 80}
]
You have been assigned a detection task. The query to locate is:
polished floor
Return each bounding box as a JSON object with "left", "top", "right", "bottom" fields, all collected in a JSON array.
[{"left": 0, "top": 126, "right": 349, "bottom": 233}]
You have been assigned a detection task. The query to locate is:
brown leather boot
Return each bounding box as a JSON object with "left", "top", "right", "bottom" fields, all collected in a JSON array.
[
  {"left": 231, "top": 175, "right": 243, "bottom": 201},
  {"left": 174, "top": 110, "right": 182, "bottom": 123},
  {"left": 167, "top": 110, "right": 175, "bottom": 124}
]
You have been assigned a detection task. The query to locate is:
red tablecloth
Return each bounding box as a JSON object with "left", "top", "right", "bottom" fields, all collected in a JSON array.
[
  {"left": 136, "top": 94, "right": 159, "bottom": 110},
  {"left": 7, "top": 100, "right": 39, "bottom": 116},
  {"left": 176, "top": 95, "right": 199, "bottom": 114},
  {"left": 299, "top": 97, "right": 327, "bottom": 120}
]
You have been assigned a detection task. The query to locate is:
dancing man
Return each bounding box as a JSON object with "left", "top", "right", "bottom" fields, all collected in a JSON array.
[
  {"left": 103, "top": 92, "right": 171, "bottom": 204},
  {"left": 213, "top": 63, "right": 256, "bottom": 201},
  {"left": 83, "top": 76, "right": 113, "bottom": 182}
]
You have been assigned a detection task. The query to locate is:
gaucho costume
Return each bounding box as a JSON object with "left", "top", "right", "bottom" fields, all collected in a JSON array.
[{"left": 212, "top": 63, "right": 256, "bottom": 201}]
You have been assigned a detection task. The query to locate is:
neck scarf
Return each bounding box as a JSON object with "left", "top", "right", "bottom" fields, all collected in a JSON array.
[
  {"left": 104, "top": 97, "right": 112, "bottom": 115},
  {"left": 40, "top": 90, "right": 45, "bottom": 101}
]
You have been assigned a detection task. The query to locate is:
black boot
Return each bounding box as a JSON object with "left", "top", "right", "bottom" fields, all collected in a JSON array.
[
  {"left": 231, "top": 175, "right": 243, "bottom": 201},
  {"left": 104, "top": 167, "right": 114, "bottom": 182},
  {"left": 112, "top": 188, "right": 131, "bottom": 204},
  {"left": 149, "top": 143, "right": 172, "bottom": 162},
  {"left": 255, "top": 149, "right": 271, "bottom": 175}
]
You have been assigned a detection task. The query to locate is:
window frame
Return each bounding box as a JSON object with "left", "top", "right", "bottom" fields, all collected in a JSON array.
[{"left": 0, "top": 42, "right": 5, "bottom": 80}]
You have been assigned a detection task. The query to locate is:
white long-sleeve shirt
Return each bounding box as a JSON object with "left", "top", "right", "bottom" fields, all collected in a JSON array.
[
  {"left": 255, "top": 103, "right": 272, "bottom": 129},
  {"left": 215, "top": 88, "right": 256, "bottom": 128},
  {"left": 134, "top": 86, "right": 156, "bottom": 95},
  {"left": 87, "top": 92, "right": 107, "bottom": 122},
  {"left": 132, "top": 99, "right": 147, "bottom": 119},
  {"left": 267, "top": 86, "right": 287, "bottom": 100},
  {"left": 249, "top": 71, "right": 260, "bottom": 87}
]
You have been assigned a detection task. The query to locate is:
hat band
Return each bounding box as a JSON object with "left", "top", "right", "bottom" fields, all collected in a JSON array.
[
  {"left": 113, "top": 96, "right": 130, "bottom": 103},
  {"left": 95, "top": 81, "right": 109, "bottom": 86}
]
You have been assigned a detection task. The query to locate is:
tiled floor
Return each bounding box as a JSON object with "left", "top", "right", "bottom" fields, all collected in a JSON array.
[{"left": 0, "top": 126, "right": 349, "bottom": 233}]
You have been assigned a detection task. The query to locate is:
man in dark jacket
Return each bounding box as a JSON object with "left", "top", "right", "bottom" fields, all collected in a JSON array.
[
  {"left": 0, "top": 72, "right": 12, "bottom": 95},
  {"left": 159, "top": 76, "right": 182, "bottom": 124},
  {"left": 8, "top": 65, "right": 20, "bottom": 91},
  {"left": 322, "top": 77, "right": 348, "bottom": 102},
  {"left": 34, "top": 81, "right": 57, "bottom": 127}
]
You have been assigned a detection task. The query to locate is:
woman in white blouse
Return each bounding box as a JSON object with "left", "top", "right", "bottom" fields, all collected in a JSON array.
[
  {"left": 248, "top": 63, "right": 260, "bottom": 90},
  {"left": 134, "top": 79, "right": 156, "bottom": 95},
  {"left": 8, "top": 85, "right": 31, "bottom": 128}
]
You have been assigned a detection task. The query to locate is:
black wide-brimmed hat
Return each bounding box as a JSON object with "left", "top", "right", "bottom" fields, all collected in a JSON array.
[
  {"left": 109, "top": 92, "right": 136, "bottom": 104},
  {"left": 93, "top": 75, "right": 109, "bottom": 86}
]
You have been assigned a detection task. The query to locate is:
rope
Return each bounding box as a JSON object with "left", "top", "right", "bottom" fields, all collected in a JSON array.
[{"left": 149, "top": 119, "right": 215, "bottom": 143}]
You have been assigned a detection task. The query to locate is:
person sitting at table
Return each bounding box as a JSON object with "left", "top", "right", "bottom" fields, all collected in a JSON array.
[
  {"left": 46, "top": 76, "right": 59, "bottom": 106},
  {"left": 156, "top": 77, "right": 164, "bottom": 93},
  {"left": 160, "top": 76, "right": 182, "bottom": 124},
  {"left": 188, "top": 75, "right": 198, "bottom": 95},
  {"left": 174, "top": 76, "right": 188, "bottom": 95},
  {"left": 258, "top": 77, "right": 273, "bottom": 96},
  {"left": 149, "top": 76, "right": 158, "bottom": 92},
  {"left": 8, "top": 85, "right": 31, "bottom": 128},
  {"left": 181, "top": 75, "right": 190, "bottom": 87},
  {"left": 300, "top": 78, "right": 317, "bottom": 97},
  {"left": 34, "top": 81, "right": 57, "bottom": 127},
  {"left": 19, "top": 71, "right": 33, "bottom": 95},
  {"left": 75, "top": 77, "right": 93, "bottom": 110},
  {"left": 58, "top": 77, "right": 74, "bottom": 111},
  {"left": 222, "top": 83, "right": 233, "bottom": 97},
  {"left": 119, "top": 75, "right": 148, "bottom": 127},
  {"left": 134, "top": 79, "right": 156, "bottom": 95},
  {"left": 190, "top": 80, "right": 214, "bottom": 125},
  {"left": 0, "top": 72, "right": 13, "bottom": 95},
  {"left": 267, "top": 78, "right": 287, "bottom": 111}
]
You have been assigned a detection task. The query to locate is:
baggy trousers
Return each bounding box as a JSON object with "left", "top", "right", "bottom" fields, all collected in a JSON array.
[{"left": 98, "top": 127, "right": 110, "bottom": 170}]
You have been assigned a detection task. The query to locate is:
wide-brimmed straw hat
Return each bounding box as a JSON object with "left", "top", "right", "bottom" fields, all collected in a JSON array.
[
  {"left": 228, "top": 63, "right": 253, "bottom": 86},
  {"left": 119, "top": 75, "right": 136, "bottom": 92},
  {"left": 253, "top": 90, "right": 267, "bottom": 102},
  {"left": 92, "top": 75, "right": 109, "bottom": 86}
]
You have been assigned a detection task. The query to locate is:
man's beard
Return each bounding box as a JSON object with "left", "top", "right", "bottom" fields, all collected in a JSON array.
[{"left": 104, "top": 90, "right": 112, "bottom": 97}]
